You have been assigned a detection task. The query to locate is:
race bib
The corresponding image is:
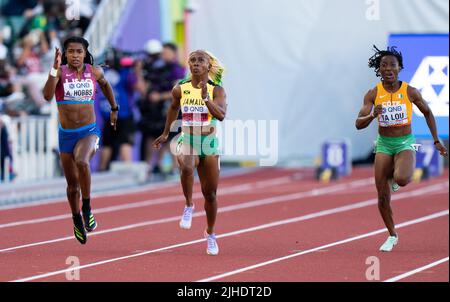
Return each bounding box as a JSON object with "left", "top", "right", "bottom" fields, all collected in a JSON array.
[
  {"left": 63, "top": 79, "right": 95, "bottom": 101},
  {"left": 378, "top": 104, "right": 408, "bottom": 127},
  {"left": 181, "top": 104, "right": 209, "bottom": 126}
]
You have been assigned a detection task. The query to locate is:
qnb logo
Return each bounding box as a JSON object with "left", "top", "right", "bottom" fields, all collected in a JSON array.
[{"left": 410, "top": 56, "right": 449, "bottom": 117}]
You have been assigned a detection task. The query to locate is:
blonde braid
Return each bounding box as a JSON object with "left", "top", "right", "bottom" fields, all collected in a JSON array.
[{"left": 205, "top": 51, "right": 225, "bottom": 86}]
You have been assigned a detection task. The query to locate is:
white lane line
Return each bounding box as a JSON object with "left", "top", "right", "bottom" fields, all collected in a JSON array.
[
  {"left": 0, "top": 177, "right": 377, "bottom": 252},
  {"left": 0, "top": 178, "right": 179, "bottom": 210},
  {"left": 11, "top": 210, "right": 448, "bottom": 282},
  {"left": 196, "top": 211, "right": 449, "bottom": 282},
  {"left": 0, "top": 175, "right": 299, "bottom": 229},
  {"left": 384, "top": 257, "right": 449, "bottom": 282},
  {"left": 0, "top": 176, "right": 373, "bottom": 229},
  {"left": 0, "top": 185, "right": 249, "bottom": 229},
  {"left": 0, "top": 167, "right": 262, "bottom": 210},
  {"left": 0, "top": 180, "right": 445, "bottom": 253}
]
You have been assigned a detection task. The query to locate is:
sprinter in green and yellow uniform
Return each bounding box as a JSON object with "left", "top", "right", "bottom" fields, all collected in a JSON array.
[{"left": 153, "top": 50, "right": 227, "bottom": 256}]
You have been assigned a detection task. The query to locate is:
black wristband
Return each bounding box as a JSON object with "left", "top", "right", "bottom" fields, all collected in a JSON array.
[
  {"left": 434, "top": 140, "right": 440, "bottom": 145},
  {"left": 111, "top": 105, "right": 119, "bottom": 112}
]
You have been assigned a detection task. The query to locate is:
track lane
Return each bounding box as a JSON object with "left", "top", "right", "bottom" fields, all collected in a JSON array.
[{"left": 6, "top": 181, "right": 447, "bottom": 281}]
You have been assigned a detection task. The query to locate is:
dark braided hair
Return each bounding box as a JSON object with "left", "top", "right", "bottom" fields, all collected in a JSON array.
[
  {"left": 61, "top": 36, "right": 94, "bottom": 65},
  {"left": 368, "top": 45, "right": 403, "bottom": 78}
]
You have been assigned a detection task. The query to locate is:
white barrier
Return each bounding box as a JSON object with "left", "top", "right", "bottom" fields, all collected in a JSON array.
[
  {"left": 84, "top": 0, "right": 129, "bottom": 58},
  {"left": 3, "top": 158, "right": 10, "bottom": 182},
  {"left": 1, "top": 114, "right": 12, "bottom": 183},
  {"left": 6, "top": 115, "right": 58, "bottom": 183},
  {"left": 0, "top": 170, "right": 142, "bottom": 205}
]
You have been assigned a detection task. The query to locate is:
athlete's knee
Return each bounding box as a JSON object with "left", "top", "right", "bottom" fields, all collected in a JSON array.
[
  {"left": 67, "top": 184, "right": 80, "bottom": 195},
  {"left": 75, "top": 158, "right": 90, "bottom": 170},
  {"left": 180, "top": 164, "right": 194, "bottom": 176},
  {"left": 377, "top": 192, "right": 390, "bottom": 207},
  {"left": 393, "top": 173, "right": 411, "bottom": 187},
  {"left": 203, "top": 190, "right": 217, "bottom": 203}
]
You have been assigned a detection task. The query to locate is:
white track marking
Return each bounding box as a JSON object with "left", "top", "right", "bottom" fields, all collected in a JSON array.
[
  {"left": 0, "top": 167, "right": 262, "bottom": 210},
  {"left": 0, "top": 177, "right": 379, "bottom": 252},
  {"left": 11, "top": 210, "right": 448, "bottom": 282},
  {"left": 0, "top": 175, "right": 299, "bottom": 229},
  {"left": 0, "top": 176, "right": 374, "bottom": 229},
  {"left": 0, "top": 181, "right": 446, "bottom": 253},
  {"left": 196, "top": 211, "right": 449, "bottom": 282},
  {"left": 384, "top": 257, "right": 449, "bottom": 282}
]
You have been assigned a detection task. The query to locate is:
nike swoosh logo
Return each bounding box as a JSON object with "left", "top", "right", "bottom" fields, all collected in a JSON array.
[{"left": 379, "top": 95, "right": 387, "bottom": 98}]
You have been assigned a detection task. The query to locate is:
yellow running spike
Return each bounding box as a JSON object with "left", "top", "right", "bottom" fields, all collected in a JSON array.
[
  {"left": 412, "top": 168, "right": 423, "bottom": 182},
  {"left": 320, "top": 168, "right": 332, "bottom": 183}
]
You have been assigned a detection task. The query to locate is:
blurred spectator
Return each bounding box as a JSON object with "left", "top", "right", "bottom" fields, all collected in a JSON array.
[
  {"left": 0, "top": 0, "right": 100, "bottom": 117},
  {"left": 17, "top": 0, "right": 46, "bottom": 40},
  {"left": 0, "top": 56, "right": 27, "bottom": 116},
  {"left": 157, "top": 42, "right": 185, "bottom": 174},
  {"left": 14, "top": 29, "right": 47, "bottom": 74},
  {"left": 0, "top": 114, "right": 12, "bottom": 182},
  {"left": 0, "top": 33, "right": 7, "bottom": 60},
  {"left": 0, "top": 0, "right": 39, "bottom": 45},
  {"left": 42, "top": 0, "right": 65, "bottom": 32},
  {"left": 137, "top": 40, "right": 185, "bottom": 175},
  {"left": 98, "top": 48, "right": 139, "bottom": 171},
  {"left": 13, "top": 29, "right": 51, "bottom": 115},
  {"left": 136, "top": 39, "right": 164, "bottom": 173},
  {"left": 1, "top": 0, "right": 39, "bottom": 16},
  {"left": 67, "top": 0, "right": 97, "bottom": 34},
  {"left": 40, "top": 28, "right": 61, "bottom": 68},
  {"left": 161, "top": 42, "right": 186, "bottom": 89}
]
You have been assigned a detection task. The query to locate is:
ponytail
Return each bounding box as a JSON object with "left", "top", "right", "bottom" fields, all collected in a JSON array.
[{"left": 204, "top": 51, "right": 225, "bottom": 86}]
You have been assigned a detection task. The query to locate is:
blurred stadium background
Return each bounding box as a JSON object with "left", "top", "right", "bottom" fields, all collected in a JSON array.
[{"left": 0, "top": 0, "right": 448, "bottom": 203}]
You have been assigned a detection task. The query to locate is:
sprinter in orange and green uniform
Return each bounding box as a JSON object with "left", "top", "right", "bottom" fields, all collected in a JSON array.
[{"left": 355, "top": 46, "right": 447, "bottom": 252}]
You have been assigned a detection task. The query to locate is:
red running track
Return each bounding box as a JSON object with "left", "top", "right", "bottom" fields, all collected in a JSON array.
[{"left": 0, "top": 167, "right": 447, "bottom": 282}]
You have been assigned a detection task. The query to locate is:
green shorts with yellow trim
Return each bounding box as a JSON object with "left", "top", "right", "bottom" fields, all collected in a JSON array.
[
  {"left": 374, "top": 134, "right": 417, "bottom": 156},
  {"left": 177, "top": 133, "right": 219, "bottom": 157}
]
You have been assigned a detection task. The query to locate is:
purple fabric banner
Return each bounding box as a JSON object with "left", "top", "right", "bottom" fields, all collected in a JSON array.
[
  {"left": 110, "top": 0, "right": 161, "bottom": 52},
  {"left": 90, "top": 0, "right": 162, "bottom": 171}
]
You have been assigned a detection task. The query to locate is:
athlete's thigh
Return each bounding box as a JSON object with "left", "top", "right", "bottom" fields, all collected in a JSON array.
[
  {"left": 197, "top": 155, "right": 220, "bottom": 192},
  {"left": 60, "top": 152, "right": 79, "bottom": 185},
  {"left": 393, "top": 150, "right": 415, "bottom": 179},
  {"left": 176, "top": 137, "right": 199, "bottom": 170},
  {"left": 73, "top": 135, "right": 99, "bottom": 162},
  {"left": 177, "top": 154, "right": 199, "bottom": 172},
  {"left": 374, "top": 153, "right": 394, "bottom": 191}
]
